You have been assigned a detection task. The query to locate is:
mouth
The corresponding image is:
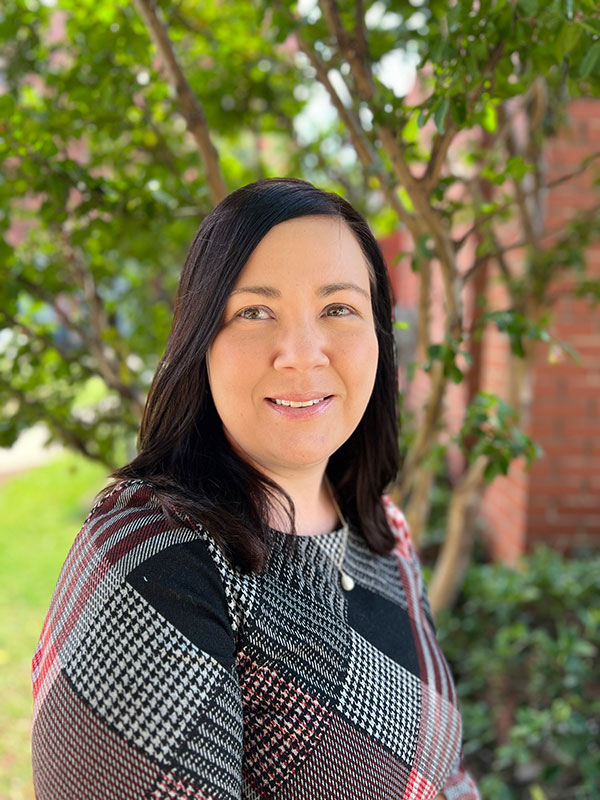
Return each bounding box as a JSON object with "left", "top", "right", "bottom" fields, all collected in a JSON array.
[{"left": 266, "top": 395, "right": 332, "bottom": 408}]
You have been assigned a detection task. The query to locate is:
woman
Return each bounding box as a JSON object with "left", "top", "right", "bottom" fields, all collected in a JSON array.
[{"left": 32, "top": 178, "right": 479, "bottom": 799}]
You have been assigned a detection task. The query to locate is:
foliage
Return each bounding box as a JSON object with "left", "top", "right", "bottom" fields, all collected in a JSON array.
[
  {"left": 435, "top": 548, "right": 600, "bottom": 799},
  {"left": 2, "top": 0, "right": 600, "bottom": 608},
  {"left": 458, "top": 392, "right": 542, "bottom": 482}
]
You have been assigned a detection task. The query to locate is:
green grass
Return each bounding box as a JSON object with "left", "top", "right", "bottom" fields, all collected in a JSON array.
[{"left": 0, "top": 454, "right": 108, "bottom": 800}]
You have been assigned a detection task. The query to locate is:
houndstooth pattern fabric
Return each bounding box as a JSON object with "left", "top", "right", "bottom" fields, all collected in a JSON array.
[
  {"left": 32, "top": 480, "right": 479, "bottom": 800},
  {"left": 337, "top": 627, "right": 421, "bottom": 760}
]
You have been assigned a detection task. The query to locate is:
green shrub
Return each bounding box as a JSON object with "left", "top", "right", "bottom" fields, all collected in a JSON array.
[{"left": 435, "top": 547, "right": 600, "bottom": 800}]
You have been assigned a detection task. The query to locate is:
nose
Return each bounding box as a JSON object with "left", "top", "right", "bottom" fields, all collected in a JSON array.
[{"left": 273, "top": 317, "right": 330, "bottom": 372}]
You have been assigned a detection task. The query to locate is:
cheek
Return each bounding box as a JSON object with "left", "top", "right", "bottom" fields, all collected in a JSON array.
[
  {"left": 346, "top": 328, "right": 378, "bottom": 372},
  {"left": 207, "top": 335, "right": 263, "bottom": 407},
  {"left": 338, "top": 329, "right": 378, "bottom": 409},
  {"left": 207, "top": 340, "right": 234, "bottom": 404},
  {"left": 361, "top": 333, "right": 379, "bottom": 384}
]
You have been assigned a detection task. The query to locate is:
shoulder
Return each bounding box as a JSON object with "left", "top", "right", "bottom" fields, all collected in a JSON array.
[
  {"left": 86, "top": 478, "right": 175, "bottom": 525},
  {"left": 78, "top": 479, "right": 201, "bottom": 580},
  {"left": 381, "top": 493, "right": 413, "bottom": 561},
  {"left": 84, "top": 480, "right": 247, "bottom": 633},
  {"left": 382, "top": 493, "right": 435, "bottom": 626},
  {"left": 41, "top": 480, "right": 238, "bottom": 674}
]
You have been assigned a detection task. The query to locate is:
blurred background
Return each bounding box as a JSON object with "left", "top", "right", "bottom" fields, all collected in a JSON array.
[{"left": 1, "top": 0, "right": 599, "bottom": 798}]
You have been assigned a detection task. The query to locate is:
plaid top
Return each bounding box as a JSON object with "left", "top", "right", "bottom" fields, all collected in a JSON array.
[{"left": 32, "top": 480, "right": 479, "bottom": 800}]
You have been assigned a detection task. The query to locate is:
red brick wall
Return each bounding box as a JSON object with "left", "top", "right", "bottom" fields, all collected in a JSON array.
[
  {"left": 525, "top": 288, "right": 600, "bottom": 552},
  {"left": 477, "top": 262, "right": 531, "bottom": 564},
  {"left": 481, "top": 97, "right": 600, "bottom": 559},
  {"left": 382, "top": 97, "right": 600, "bottom": 562}
]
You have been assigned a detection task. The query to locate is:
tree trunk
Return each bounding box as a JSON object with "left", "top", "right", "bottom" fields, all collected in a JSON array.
[
  {"left": 132, "top": 0, "right": 227, "bottom": 204},
  {"left": 427, "top": 455, "right": 488, "bottom": 617}
]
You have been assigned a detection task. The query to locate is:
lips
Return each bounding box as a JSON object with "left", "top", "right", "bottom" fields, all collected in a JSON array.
[
  {"left": 268, "top": 396, "right": 331, "bottom": 408},
  {"left": 265, "top": 394, "right": 335, "bottom": 417}
]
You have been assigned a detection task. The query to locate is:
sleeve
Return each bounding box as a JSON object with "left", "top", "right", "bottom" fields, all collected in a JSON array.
[
  {"left": 32, "top": 485, "right": 243, "bottom": 800},
  {"left": 405, "top": 540, "right": 480, "bottom": 800},
  {"left": 382, "top": 495, "right": 480, "bottom": 800},
  {"left": 440, "top": 753, "right": 480, "bottom": 800}
]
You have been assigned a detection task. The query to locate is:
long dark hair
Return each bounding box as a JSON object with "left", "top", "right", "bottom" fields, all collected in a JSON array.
[{"left": 111, "top": 178, "right": 399, "bottom": 571}]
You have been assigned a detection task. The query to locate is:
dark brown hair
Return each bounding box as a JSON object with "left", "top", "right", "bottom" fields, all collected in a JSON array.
[{"left": 110, "top": 178, "right": 399, "bottom": 571}]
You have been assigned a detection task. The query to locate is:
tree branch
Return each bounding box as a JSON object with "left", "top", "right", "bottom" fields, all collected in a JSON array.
[
  {"left": 488, "top": 230, "right": 513, "bottom": 281},
  {"left": 0, "top": 310, "right": 96, "bottom": 376},
  {"left": 476, "top": 79, "right": 542, "bottom": 156},
  {"left": 16, "top": 250, "right": 145, "bottom": 420},
  {"left": 454, "top": 152, "right": 600, "bottom": 252},
  {"left": 462, "top": 199, "right": 600, "bottom": 285},
  {"left": 291, "top": 24, "right": 417, "bottom": 234},
  {"left": 14, "top": 275, "right": 86, "bottom": 343},
  {"left": 59, "top": 236, "right": 146, "bottom": 418},
  {"left": 428, "top": 454, "right": 488, "bottom": 616},
  {"left": 320, "top": 0, "right": 374, "bottom": 100},
  {"left": 503, "top": 111, "right": 539, "bottom": 249},
  {"left": 4, "top": 384, "right": 111, "bottom": 467},
  {"left": 422, "top": 124, "right": 457, "bottom": 194},
  {"left": 422, "top": 42, "right": 504, "bottom": 195},
  {"left": 132, "top": 0, "right": 227, "bottom": 204},
  {"left": 547, "top": 150, "right": 600, "bottom": 189},
  {"left": 404, "top": 464, "right": 435, "bottom": 549},
  {"left": 395, "top": 360, "right": 447, "bottom": 502},
  {"left": 418, "top": 259, "right": 431, "bottom": 355},
  {"left": 353, "top": 0, "right": 369, "bottom": 68},
  {"left": 462, "top": 236, "right": 528, "bottom": 284},
  {"left": 276, "top": 108, "right": 363, "bottom": 207},
  {"left": 318, "top": 0, "right": 461, "bottom": 335}
]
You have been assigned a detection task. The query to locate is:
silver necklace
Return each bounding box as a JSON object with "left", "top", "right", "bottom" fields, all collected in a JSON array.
[{"left": 312, "top": 480, "right": 355, "bottom": 592}]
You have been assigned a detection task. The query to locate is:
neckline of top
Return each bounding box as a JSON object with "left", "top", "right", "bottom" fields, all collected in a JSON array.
[{"left": 271, "top": 524, "right": 347, "bottom": 539}]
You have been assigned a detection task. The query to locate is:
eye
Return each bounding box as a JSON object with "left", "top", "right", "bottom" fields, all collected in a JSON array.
[
  {"left": 325, "top": 304, "right": 354, "bottom": 317},
  {"left": 237, "top": 306, "right": 269, "bottom": 320}
]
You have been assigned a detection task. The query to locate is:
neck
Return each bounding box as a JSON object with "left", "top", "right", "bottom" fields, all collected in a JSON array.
[{"left": 262, "top": 466, "right": 341, "bottom": 536}]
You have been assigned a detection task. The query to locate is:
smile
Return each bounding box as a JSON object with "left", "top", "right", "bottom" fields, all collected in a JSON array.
[{"left": 268, "top": 396, "right": 329, "bottom": 408}]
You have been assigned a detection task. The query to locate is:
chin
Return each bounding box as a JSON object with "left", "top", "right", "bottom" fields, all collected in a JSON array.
[{"left": 267, "top": 443, "right": 342, "bottom": 471}]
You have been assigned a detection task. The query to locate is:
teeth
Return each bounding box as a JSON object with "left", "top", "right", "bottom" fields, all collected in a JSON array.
[{"left": 273, "top": 397, "right": 326, "bottom": 408}]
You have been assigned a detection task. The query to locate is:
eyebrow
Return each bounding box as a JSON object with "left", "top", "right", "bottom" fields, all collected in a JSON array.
[
  {"left": 230, "top": 285, "right": 282, "bottom": 298},
  {"left": 230, "top": 282, "right": 370, "bottom": 299},
  {"left": 319, "top": 282, "right": 370, "bottom": 299}
]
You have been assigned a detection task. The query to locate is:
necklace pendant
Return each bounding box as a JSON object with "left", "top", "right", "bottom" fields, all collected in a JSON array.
[{"left": 340, "top": 571, "right": 355, "bottom": 591}]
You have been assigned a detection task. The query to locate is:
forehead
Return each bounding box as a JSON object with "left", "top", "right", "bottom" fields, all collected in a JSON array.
[{"left": 237, "top": 215, "right": 373, "bottom": 287}]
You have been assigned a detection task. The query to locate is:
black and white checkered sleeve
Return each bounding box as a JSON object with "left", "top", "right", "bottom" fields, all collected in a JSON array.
[{"left": 33, "top": 530, "right": 244, "bottom": 800}]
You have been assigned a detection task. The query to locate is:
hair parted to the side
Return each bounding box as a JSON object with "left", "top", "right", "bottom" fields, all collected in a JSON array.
[{"left": 109, "top": 177, "right": 400, "bottom": 572}]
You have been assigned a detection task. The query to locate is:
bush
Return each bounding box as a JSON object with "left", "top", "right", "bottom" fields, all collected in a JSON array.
[{"left": 435, "top": 547, "right": 600, "bottom": 800}]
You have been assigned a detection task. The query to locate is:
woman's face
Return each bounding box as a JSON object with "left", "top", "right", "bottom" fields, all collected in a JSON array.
[{"left": 206, "top": 215, "right": 379, "bottom": 482}]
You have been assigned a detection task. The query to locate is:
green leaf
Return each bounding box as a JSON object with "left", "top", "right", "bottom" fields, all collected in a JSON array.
[
  {"left": 434, "top": 98, "right": 450, "bottom": 135},
  {"left": 449, "top": 363, "right": 464, "bottom": 383},
  {"left": 506, "top": 156, "right": 532, "bottom": 181},
  {"left": 481, "top": 103, "right": 498, "bottom": 133},
  {"left": 557, "top": 23, "right": 582, "bottom": 59},
  {"left": 517, "top": 0, "right": 539, "bottom": 16},
  {"left": 576, "top": 17, "right": 600, "bottom": 36},
  {"left": 417, "top": 107, "right": 430, "bottom": 128},
  {"left": 449, "top": 96, "right": 467, "bottom": 127},
  {"left": 579, "top": 41, "right": 600, "bottom": 79}
]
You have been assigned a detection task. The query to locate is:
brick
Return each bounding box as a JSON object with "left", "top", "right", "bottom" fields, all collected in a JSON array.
[
  {"left": 461, "top": 97, "right": 600, "bottom": 561},
  {"left": 566, "top": 98, "right": 600, "bottom": 121},
  {"left": 531, "top": 404, "right": 593, "bottom": 420},
  {"left": 546, "top": 142, "right": 596, "bottom": 165},
  {"left": 557, "top": 495, "right": 599, "bottom": 512},
  {"left": 546, "top": 193, "right": 598, "bottom": 212},
  {"left": 533, "top": 363, "right": 591, "bottom": 379},
  {"left": 558, "top": 424, "right": 600, "bottom": 440}
]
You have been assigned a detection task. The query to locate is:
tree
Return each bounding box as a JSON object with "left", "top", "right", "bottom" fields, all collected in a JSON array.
[{"left": 2, "top": 0, "right": 599, "bottom": 611}]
